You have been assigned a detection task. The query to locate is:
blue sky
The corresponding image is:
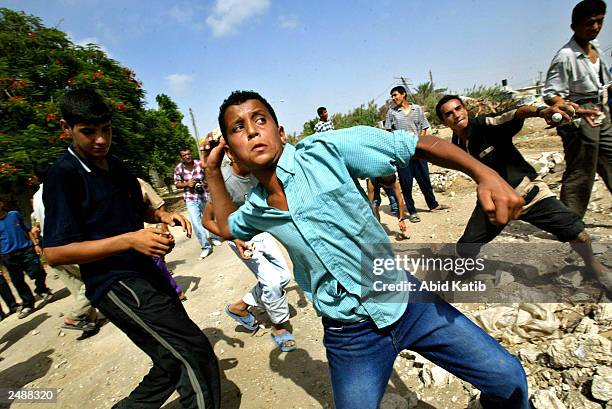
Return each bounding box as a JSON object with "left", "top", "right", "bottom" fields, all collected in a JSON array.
[{"left": 2, "top": 0, "right": 611, "bottom": 135}]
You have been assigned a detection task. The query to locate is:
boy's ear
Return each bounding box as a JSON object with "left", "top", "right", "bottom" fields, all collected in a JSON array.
[
  {"left": 278, "top": 125, "right": 287, "bottom": 145},
  {"left": 224, "top": 144, "right": 235, "bottom": 162},
  {"left": 59, "top": 119, "right": 72, "bottom": 134}
]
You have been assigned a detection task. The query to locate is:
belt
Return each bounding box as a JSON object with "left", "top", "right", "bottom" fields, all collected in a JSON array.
[
  {"left": 574, "top": 97, "right": 601, "bottom": 105},
  {"left": 322, "top": 316, "right": 372, "bottom": 328}
]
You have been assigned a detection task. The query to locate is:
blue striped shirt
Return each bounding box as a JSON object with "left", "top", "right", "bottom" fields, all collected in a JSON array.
[
  {"left": 228, "top": 126, "right": 418, "bottom": 328},
  {"left": 384, "top": 104, "right": 430, "bottom": 135}
]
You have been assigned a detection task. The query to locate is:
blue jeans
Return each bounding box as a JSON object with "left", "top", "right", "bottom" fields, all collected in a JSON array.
[
  {"left": 185, "top": 200, "right": 211, "bottom": 250},
  {"left": 371, "top": 184, "right": 399, "bottom": 216},
  {"left": 397, "top": 159, "right": 438, "bottom": 215},
  {"left": 322, "top": 301, "right": 529, "bottom": 409}
]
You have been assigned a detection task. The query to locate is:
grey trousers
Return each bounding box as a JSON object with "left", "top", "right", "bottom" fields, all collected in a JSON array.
[
  {"left": 557, "top": 103, "right": 612, "bottom": 217},
  {"left": 51, "top": 264, "right": 96, "bottom": 321}
]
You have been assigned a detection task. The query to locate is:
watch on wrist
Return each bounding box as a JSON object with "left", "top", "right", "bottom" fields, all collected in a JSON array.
[{"left": 536, "top": 105, "right": 548, "bottom": 117}]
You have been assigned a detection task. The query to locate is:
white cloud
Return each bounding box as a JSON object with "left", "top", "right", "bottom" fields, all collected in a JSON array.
[
  {"left": 206, "top": 0, "right": 270, "bottom": 37},
  {"left": 278, "top": 14, "right": 299, "bottom": 30},
  {"left": 165, "top": 74, "right": 194, "bottom": 97},
  {"left": 69, "top": 33, "right": 113, "bottom": 58}
]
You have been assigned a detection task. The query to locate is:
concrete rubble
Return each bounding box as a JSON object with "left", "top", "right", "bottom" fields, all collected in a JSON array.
[
  {"left": 592, "top": 366, "right": 612, "bottom": 402},
  {"left": 532, "top": 388, "right": 568, "bottom": 409},
  {"left": 385, "top": 302, "right": 611, "bottom": 408},
  {"left": 429, "top": 169, "right": 471, "bottom": 193},
  {"left": 380, "top": 393, "right": 410, "bottom": 409},
  {"left": 546, "top": 334, "right": 611, "bottom": 368},
  {"left": 530, "top": 151, "right": 565, "bottom": 178}
]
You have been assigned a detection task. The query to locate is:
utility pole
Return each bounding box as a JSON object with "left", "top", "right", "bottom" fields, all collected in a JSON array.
[
  {"left": 189, "top": 108, "right": 201, "bottom": 159},
  {"left": 394, "top": 76, "right": 415, "bottom": 103}
]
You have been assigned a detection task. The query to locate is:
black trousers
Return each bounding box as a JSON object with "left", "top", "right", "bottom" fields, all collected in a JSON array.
[
  {"left": 457, "top": 196, "right": 584, "bottom": 258},
  {"left": 98, "top": 277, "right": 220, "bottom": 409},
  {"left": 2, "top": 247, "right": 48, "bottom": 308},
  {"left": 0, "top": 272, "right": 18, "bottom": 313}
]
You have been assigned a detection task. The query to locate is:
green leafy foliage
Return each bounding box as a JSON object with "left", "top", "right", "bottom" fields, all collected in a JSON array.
[
  {"left": 0, "top": 8, "right": 193, "bottom": 205},
  {"left": 301, "top": 100, "right": 381, "bottom": 140},
  {"left": 144, "top": 94, "right": 196, "bottom": 175},
  {"left": 463, "top": 84, "right": 507, "bottom": 102}
]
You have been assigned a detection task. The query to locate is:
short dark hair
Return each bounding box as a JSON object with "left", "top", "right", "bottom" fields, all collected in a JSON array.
[
  {"left": 435, "top": 95, "right": 464, "bottom": 121},
  {"left": 60, "top": 89, "right": 112, "bottom": 127},
  {"left": 390, "top": 86, "right": 407, "bottom": 95},
  {"left": 572, "top": 0, "right": 606, "bottom": 25},
  {"left": 375, "top": 174, "right": 397, "bottom": 187},
  {"left": 218, "top": 90, "right": 278, "bottom": 139},
  {"left": 317, "top": 106, "right": 327, "bottom": 116},
  {"left": 178, "top": 147, "right": 191, "bottom": 154}
]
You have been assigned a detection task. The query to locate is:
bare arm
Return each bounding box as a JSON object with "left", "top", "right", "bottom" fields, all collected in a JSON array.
[
  {"left": 513, "top": 104, "right": 573, "bottom": 123},
  {"left": 203, "top": 201, "right": 252, "bottom": 259},
  {"left": 366, "top": 179, "right": 375, "bottom": 203},
  {"left": 28, "top": 227, "right": 42, "bottom": 255},
  {"left": 44, "top": 228, "right": 174, "bottom": 267},
  {"left": 45, "top": 201, "right": 191, "bottom": 267},
  {"left": 393, "top": 181, "right": 406, "bottom": 221},
  {"left": 202, "top": 202, "right": 223, "bottom": 237},
  {"left": 413, "top": 134, "right": 524, "bottom": 225},
  {"left": 203, "top": 138, "right": 236, "bottom": 239},
  {"left": 145, "top": 206, "right": 192, "bottom": 237},
  {"left": 175, "top": 180, "right": 195, "bottom": 189},
  {"left": 393, "top": 181, "right": 407, "bottom": 233},
  {"left": 28, "top": 227, "right": 39, "bottom": 244}
]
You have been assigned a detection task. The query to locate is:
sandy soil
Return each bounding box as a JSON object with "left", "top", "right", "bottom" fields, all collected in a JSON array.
[{"left": 0, "top": 118, "right": 610, "bottom": 409}]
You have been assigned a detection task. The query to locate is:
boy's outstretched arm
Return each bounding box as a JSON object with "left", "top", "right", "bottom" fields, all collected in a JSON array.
[
  {"left": 44, "top": 228, "right": 175, "bottom": 267},
  {"left": 413, "top": 134, "right": 524, "bottom": 225},
  {"left": 202, "top": 138, "right": 236, "bottom": 239}
]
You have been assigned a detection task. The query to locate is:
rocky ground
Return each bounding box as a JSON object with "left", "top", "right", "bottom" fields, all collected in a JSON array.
[{"left": 0, "top": 118, "right": 610, "bottom": 409}]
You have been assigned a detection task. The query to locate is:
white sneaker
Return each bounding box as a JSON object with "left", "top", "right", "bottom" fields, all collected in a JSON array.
[
  {"left": 199, "top": 248, "right": 212, "bottom": 259},
  {"left": 211, "top": 239, "right": 223, "bottom": 247}
]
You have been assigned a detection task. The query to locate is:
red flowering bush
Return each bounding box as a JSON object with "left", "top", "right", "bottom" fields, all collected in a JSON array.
[{"left": 0, "top": 8, "right": 194, "bottom": 204}]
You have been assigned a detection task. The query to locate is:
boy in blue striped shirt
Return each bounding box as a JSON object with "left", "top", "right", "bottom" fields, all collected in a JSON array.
[{"left": 205, "top": 90, "right": 530, "bottom": 409}]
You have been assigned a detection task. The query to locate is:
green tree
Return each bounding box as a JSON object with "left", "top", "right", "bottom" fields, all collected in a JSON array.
[
  {"left": 463, "top": 84, "right": 507, "bottom": 102},
  {"left": 409, "top": 81, "right": 447, "bottom": 125},
  {"left": 0, "top": 8, "right": 194, "bottom": 205},
  {"left": 301, "top": 100, "right": 381, "bottom": 139},
  {"left": 144, "top": 94, "right": 196, "bottom": 176}
]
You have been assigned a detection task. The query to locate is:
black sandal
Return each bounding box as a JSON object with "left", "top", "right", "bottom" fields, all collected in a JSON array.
[{"left": 62, "top": 320, "right": 97, "bottom": 331}]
